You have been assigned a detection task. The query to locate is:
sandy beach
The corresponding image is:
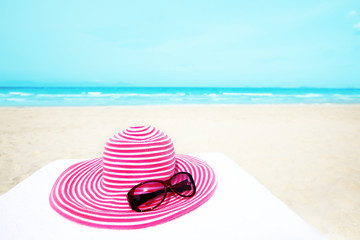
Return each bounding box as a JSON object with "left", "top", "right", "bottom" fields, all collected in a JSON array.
[{"left": 0, "top": 105, "right": 359, "bottom": 239}]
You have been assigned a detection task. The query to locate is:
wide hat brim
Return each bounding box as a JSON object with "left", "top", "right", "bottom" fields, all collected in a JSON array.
[{"left": 49, "top": 154, "right": 217, "bottom": 229}]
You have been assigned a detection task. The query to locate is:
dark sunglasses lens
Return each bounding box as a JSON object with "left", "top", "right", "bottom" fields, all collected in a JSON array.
[
  {"left": 170, "top": 173, "right": 195, "bottom": 197},
  {"left": 131, "top": 182, "right": 166, "bottom": 211}
]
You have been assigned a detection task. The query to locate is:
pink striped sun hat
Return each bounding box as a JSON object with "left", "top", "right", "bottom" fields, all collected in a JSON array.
[{"left": 49, "top": 125, "right": 217, "bottom": 229}]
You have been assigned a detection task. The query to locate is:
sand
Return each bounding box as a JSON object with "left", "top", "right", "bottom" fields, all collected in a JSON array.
[{"left": 0, "top": 105, "right": 359, "bottom": 239}]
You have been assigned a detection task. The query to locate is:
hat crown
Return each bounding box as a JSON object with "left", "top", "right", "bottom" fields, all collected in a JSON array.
[{"left": 102, "top": 126, "right": 175, "bottom": 192}]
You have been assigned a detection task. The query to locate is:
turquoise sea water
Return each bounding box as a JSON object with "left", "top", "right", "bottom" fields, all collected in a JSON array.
[{"left": 0, "top": 87, "right": 360, "bottom": 106}]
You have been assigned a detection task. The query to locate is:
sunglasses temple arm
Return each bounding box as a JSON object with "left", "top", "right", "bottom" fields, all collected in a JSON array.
[{"left": 171, "top": 180, "right": 192, "bottom": 193}]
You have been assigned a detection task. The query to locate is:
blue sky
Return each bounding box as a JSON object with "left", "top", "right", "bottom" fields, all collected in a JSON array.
[{"left": 0, "top": 0, "right": 359, "bottom": 87}]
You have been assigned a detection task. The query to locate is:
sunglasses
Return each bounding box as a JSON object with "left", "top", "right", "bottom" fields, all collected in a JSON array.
[{"left": 127, "top": 172, "right": 196, "bottom": 212}]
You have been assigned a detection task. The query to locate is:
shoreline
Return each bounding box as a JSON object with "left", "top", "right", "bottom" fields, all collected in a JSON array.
[
  {"left": 1, "top": 102, "right": 360, "bottom": 108},
  {"left": 1, "top": 105, "right": 359, "bottom": 240}
]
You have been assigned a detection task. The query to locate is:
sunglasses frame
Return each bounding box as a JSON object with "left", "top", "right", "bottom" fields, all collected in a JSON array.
[{"left": 127, "top": 172, "right": 196, "bottom": 212}]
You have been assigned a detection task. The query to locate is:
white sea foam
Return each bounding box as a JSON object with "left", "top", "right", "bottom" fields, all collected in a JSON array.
[
  {"left": 206, "top": 94, "right": 218, "bottom": 97},
  {"left": 170, "top": 98, "right": 182, "bottom": 102},
  {"left": 223, "top": 93, "right": 274, "bottom": 97},
  {"left": 87, "top": 92, "right": 102, "bottom": 95},
  {"left": 213, "top": 98, "right": 226, "bottom": 101},
  {"left": 36, "top": 92, "right": 186, "bottom": 99},
  {"left": 138, "top": 93, "right": 185, "bottom": 97},
  {"left": 37, "top": 94, "right": 85, "bottom": 97},
  {"left": 7, "top": 98, "right": 25, "bottom": 102},
  {"left": 64, "top": 98, "right": 89, "bottom": 101},
  {"left": 88, "top": 93, "right": 142, "bottom": 97},
  {"left": 333, "top": 94, "right": 355, "bottom": 100},
  {"left": 88, "top": 93, "right": 117, "bottom": 97},
  {"left": 9, "top": 92, "right": 32, "bottom": 96},
  {"left": 295, "top": 94, "right": 322, "bottom": 98},
  {"left": 121, "top": 93, "right": 138, "bottom": 96}
]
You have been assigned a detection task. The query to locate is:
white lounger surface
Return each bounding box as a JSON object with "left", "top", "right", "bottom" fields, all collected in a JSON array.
[{"left": 0, "top": 152, "right": 326, "bottom": 240}]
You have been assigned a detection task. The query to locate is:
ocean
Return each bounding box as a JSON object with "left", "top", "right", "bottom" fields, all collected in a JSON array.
[{"left": 0, "top": 87, "right": 359, "bottom": 106}]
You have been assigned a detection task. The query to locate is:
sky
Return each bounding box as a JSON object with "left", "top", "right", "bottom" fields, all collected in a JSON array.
[{"left": 0, "top": 0, "right": 359, "bottom": 88}]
